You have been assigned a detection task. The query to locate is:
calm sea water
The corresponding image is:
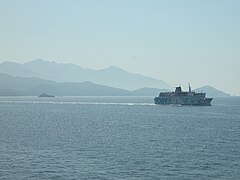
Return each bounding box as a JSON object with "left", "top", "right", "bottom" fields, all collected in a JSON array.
[{"left": 0, "top": 96, "right": 240, "bottom": 179}]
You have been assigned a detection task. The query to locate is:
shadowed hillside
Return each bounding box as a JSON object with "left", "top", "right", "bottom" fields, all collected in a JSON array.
[
  {"left": 0, "top": 59, "right": 172, "bottom": 90},
  {"left": 194, "top": 86, "right": 230, "bottom": 97}
]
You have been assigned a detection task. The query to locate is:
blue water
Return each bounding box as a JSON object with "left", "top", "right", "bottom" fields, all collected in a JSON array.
[{"left": 0, "top": 96, "right": 240, "bottom": 179}]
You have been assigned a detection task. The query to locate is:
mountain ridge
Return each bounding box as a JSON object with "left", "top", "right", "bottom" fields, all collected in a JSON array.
[
  {"left": 194, "top": 85, "right": 231, "bottom": 97},
  {"left": 0, "top": 73, "right": 231, "bottom": 97},
  {"left": 0, "top": 59, "right": 172, "bottom": 90}
]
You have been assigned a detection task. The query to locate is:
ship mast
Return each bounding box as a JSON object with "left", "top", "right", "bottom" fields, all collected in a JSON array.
[{"left": 188, "top": 83, "right": 191, "bottom": 92}]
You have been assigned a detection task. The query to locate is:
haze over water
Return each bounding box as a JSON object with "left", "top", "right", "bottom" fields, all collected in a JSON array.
[
  {"left": 0, "top": 97, "right": 240, "bottom": 179},
  {"left": 1, "top": 0, "right": 240, "bottom": 95},
  {"left": 1, "top": 0, "right": 240, "bottom": 179}
]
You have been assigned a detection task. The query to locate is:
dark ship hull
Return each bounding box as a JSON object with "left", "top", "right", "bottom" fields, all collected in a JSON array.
[{"left": 154, "top": 85, "right": 213, "bottom": 106}]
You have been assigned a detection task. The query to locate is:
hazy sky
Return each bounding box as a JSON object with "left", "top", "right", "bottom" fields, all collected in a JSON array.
[{"left": 0, "top": 0, "right": 240, "bottom": 95}]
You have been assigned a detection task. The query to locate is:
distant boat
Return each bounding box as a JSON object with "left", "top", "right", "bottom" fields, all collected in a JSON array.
[
  {"left": 38, "top": 93, "right": 55, "bottom": 97},
  {"left": 154, "top": 84, "right": 213, "bottom": 106}
]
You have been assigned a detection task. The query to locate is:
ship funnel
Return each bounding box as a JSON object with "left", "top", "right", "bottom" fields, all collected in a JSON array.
[{"left": 175, "top": 86, "right": 182, "bottom": 93}]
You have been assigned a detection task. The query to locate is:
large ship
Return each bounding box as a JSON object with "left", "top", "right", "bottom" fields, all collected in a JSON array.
[{"left": 154, "top": 84, "right": 213, "bottom": 106}]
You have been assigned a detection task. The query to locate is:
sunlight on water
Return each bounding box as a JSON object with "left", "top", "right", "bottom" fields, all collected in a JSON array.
[{"left": 0, "top": 96, "right": 240, "bottom": 179}]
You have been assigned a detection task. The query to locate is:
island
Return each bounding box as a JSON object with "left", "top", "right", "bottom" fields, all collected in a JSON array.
[{"left": 38, "top": 93, "right": 55, "bottom": 97}]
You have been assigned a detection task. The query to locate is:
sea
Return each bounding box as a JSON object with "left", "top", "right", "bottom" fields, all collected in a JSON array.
[{"left": 0, "top": 96, "right": 240, "bottom": 179}]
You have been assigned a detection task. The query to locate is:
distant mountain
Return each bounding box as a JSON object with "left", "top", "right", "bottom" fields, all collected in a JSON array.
[
  {"left": 0, "top": 59, "right": 172, "bottom": 90},
  {"left": 0, "top": 61, "right": 40, "bottom": 77},
  {"left": 131, "top": 87, "right": 170, "bottom": 96},
  {"left": 194, "top": 85, "right": 231, "bottom": 97},
  {"left": 132, "top": 86, "right": 231, "bottom": 97},
  {"left": 0, "top": 73, "right": 231, "bottom": 97},
  {"left": 0, "top": 73, "right": 130, "bottom": 96},
  {"left": 0, "top": 89, "right": 28, "bottom": 96}
]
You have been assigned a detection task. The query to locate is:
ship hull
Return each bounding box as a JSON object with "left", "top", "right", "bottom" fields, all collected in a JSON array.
[{"left": 154, "top": 97, "right": 213, "bottom": 106}]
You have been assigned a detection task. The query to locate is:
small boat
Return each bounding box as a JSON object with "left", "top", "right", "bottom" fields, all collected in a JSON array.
[{"left": 38, "top": 93, "right": 55, "bottom": 97}]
